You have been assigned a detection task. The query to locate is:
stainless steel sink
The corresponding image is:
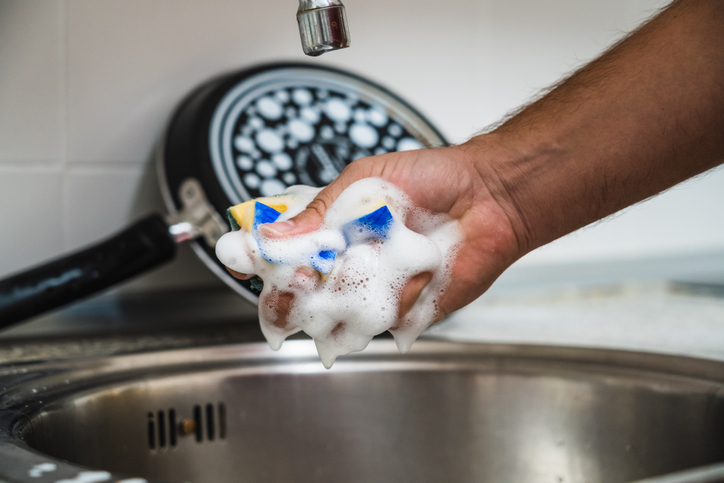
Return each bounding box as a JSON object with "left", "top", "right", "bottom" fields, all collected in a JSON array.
[{"left": 1, "top": 340, "right": 724, "bottom": 483}]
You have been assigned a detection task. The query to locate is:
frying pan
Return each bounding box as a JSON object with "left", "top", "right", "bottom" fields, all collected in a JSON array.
[{"left": 0, "top": 63, "right": 447, "bottom": 328}]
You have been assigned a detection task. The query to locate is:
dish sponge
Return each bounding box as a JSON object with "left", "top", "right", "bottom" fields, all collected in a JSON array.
[
  {"left": 226, "top": 196, "right": 292, "bottom": 232},
  {"left": 215, "top": 178, "right": 462, "bottom": 369},
  {"left": 226, "top": 195, "right": 392, "bottom": 278}
]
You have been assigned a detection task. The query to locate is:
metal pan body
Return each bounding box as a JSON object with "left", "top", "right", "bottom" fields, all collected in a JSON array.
[{"left": 158, "top": 62, "right": 447, "bottom": 304}]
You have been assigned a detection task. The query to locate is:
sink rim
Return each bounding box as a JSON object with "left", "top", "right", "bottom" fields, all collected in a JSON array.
[
  {"left": 2, "top": 339, "right": 724, "bottom": 483},
  {"left": 4, "top": 340, "right": 724, "bottom": 407}
]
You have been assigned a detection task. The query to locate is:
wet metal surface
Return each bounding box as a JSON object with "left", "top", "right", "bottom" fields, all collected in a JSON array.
[{"left": 1, "top": 341, "right": 724, "bottom": 482}]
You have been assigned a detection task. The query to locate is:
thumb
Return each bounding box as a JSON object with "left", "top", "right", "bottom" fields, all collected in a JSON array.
[{"left": 258, "top": 178, "right": 351, "bottom": 239}]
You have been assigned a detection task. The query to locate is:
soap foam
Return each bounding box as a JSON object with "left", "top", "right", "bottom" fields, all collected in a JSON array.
[{"left": 215, "top": 178, "right": 461, "bottom": 368}]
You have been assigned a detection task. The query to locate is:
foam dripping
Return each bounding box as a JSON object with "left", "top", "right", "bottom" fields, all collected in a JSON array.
[{"left": 216, "top": 178, "right": 462, "bottom": 367}]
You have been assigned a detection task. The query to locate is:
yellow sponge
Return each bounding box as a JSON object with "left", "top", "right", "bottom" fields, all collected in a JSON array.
[{"left": 227, "top": 196, "right": 292, "bottom": 232}]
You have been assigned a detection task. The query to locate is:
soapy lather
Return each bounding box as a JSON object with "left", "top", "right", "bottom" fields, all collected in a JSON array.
[{"left": 215, "top": 178, "right": 461, "bottom": 368}]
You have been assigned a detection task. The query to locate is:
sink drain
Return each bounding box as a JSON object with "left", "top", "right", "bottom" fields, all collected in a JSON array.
[{"left": 147, "top": 403, "right": 226, "bottom": 450}]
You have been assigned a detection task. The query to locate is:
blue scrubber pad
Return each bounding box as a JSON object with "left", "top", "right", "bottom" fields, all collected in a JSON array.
[
  {"left": 251, "top": 202, "right": 394, "bottom": 276},
  {"left": 310, "top": 250, "right": 337, "bottom": 275},
  {"left": 253, "top": 203, "right": 283, "bottom": 230},
  {"left": 252, "top": 203, "right": 284, "bottom": 265},
  {"left": 343, "top": 205, "right": 394, "bottom": 245}
]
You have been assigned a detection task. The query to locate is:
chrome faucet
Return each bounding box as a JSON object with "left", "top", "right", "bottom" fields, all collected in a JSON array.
[{"left": 297, "top": 0, "right": 350, "bottom": 56}]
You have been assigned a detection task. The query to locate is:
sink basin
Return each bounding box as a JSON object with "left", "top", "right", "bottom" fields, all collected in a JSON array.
[{"left": 1, "top": 340, "right": 724, "bottom": 483}]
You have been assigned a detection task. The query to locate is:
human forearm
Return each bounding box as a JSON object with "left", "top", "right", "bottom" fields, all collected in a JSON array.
[
  {"left": 468, "top": 0, "right": 724, "bottom": 255},
  {"left": 225, "top": 0, "right": 724, "bottom": 323}
]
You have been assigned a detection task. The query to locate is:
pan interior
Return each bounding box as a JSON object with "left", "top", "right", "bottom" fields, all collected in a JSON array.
[{"left": 207, "top": 67, "right": 446, "bottom": 205}]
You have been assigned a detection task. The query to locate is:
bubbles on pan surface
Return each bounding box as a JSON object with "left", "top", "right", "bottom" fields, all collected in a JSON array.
[
  {"left": 236, "top": 155, "right": 254, "bottom": 170},
  {"left": 388, "top": 123, "right": 403, "bottom": 137},
  {"left": 320, "top": 125, "right": 335, "bottom": 140},
  {"left": 244, "top": 172, "right": 261, "bottom": 189},
  {"left": 288, "top": 119, "right": 315, "bottom": 143},
  {"left": 256, "top": 129, "right": 284, "bottom": 153},
  {"left": 324, "top": 98, "right": 352, "bottom": 123},
  {"left": 272, "top": 153, "right": 293, "bottom": 170},
  {"left": 367, "top": 107, "right": 388, "bottom": 127},
  {"left": 293, "top": 88, "right": 313, "bottom": 105},
  {"left": 234, "top": 135, "right": 254, "bottom": 153},
  {"left": 349, "top": 123, "right": 378, "bottom": 149},
  {"left": 301, "top": 107, "right": 321, "bottom": 123},
  {"left": 260, "top": 179, "right": 286, "bottom": 196},
  {"left": 223, "top": 85, "right": 429, "bottom": 199},
  {"left": 256, "top": 160, "right": 277, "bottom": 178},
  {"left": 257, "top": 96, "right": 283, "bottom": 120}
]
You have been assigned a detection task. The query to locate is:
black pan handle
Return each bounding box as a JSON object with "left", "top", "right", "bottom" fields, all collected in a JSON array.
[{"left": 0, "top": 214, "right": 177, "bottom": 329}]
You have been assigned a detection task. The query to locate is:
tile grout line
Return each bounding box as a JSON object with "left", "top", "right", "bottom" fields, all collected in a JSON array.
[
  {"left": 66, "top": 160, "right": 150, "bottom": 170},
  {"left": 60, "top": 0, "right": 70, "bottom": 251},
  {"left": 0, "top": 159, "right": 64, "bottom": 169}
]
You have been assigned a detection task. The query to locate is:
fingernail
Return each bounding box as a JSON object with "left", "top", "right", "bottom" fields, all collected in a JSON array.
[
  {"left": 295, "top": 266, "right": 320, "bottom": 280},
  {"left": 261, "top": 220, "right": 295, "bottom": 236}
]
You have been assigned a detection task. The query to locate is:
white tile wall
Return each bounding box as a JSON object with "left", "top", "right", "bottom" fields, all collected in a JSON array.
[
  {"left": 62, "top": 163, "right": 219, "bottom": 289},
  {"left": 525, "top": 168, "right": 724, "bottom": 264},
  {"left": 2, "top": 0, "right": 721, "bottom": 295},
  {"left": 0, "top": 167, "right": 64, "bottom": 276},
  {"left": 64, "top": 165, "right": 153, "bottom": 249},
  {"left": 64, "top": 0, "right": 299, "bottom": 164},
  {"left": 0, "top": 0, "right": 63, "bottom": 162}
]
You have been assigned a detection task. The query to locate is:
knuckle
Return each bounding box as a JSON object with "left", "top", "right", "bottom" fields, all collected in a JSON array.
[{"left": 304, "top": 196, "right": 330, "bottom": 219}]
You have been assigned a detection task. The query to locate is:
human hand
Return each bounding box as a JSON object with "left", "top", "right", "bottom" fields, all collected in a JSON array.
[
  {"left": 235, "top": 0, "right": 724, "bottom": 337},
  {"left": 227, "top": 135, "right": 526, "bottom": 329}
]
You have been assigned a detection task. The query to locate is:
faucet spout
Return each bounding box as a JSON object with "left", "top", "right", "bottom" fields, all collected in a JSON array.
[{"left": 297, "top": 0, "right": 350, "bottom": 57}]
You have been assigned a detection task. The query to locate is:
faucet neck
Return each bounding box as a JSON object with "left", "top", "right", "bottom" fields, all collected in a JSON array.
[{"left": 297, "top": 0, "right": 350, "bottom": 56}]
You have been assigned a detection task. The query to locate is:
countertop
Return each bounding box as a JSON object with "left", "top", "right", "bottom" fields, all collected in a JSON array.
[
  {"left": 2, "top": 250, "right": 724, "bottom": 365},
  {"left": 428, "top": 281, "right": 724, "bottom": 362}
]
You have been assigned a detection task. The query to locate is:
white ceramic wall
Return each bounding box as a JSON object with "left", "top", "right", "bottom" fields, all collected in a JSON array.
[{"left": 1, "top": 0, "right": 722, "bottom": 293}]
